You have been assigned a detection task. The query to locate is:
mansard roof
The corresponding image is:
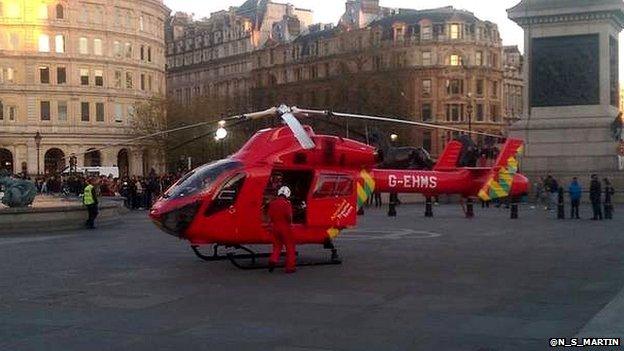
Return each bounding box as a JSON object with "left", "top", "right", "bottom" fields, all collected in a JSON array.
[{"left": 370, "top": 6, "right": 483, "bottom": 27}]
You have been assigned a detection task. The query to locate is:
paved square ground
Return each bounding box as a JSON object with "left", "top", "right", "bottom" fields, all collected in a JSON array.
[{"left": 1, "top": 204, "right": 623, "bottom": 350}]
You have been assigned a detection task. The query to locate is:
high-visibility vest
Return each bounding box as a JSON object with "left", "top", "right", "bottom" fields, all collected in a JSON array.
[{"left": 83, "top": 185, "right": 95, "bottom": 205}]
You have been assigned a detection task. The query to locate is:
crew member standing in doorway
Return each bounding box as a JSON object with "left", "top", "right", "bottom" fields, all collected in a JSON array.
[
  {"left": 267, "top": 186, "right": 296, "bottom": 273},
  {"left": 83, "top": 177, "right": 99, "bottom": 229}
]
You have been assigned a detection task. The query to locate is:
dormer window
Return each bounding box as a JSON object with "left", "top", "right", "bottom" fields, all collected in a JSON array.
[
  {"left": 421, "top": 26, "right": 432, "bottom": 40},
  {"left": 450, "top": 24, "right": 461, "bottom": 39}
]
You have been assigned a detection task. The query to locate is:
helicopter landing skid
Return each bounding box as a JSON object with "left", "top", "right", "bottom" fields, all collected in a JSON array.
[
  {"left": 226, "top": 247, "right": 342, "bottom": 271},
  {"left": 191, "top": 244, "right": 293, "bottom": 264}
]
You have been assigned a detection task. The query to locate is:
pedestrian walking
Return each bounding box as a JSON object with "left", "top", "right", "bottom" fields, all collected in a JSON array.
[
  {"left": 83, "top": 177, "right": 99, "bottom": 229},
  {"left": 568, "top": 177, "right": 582, "bottom": 219},
  {"left": 544, "top": 175, "right": 559, "bottom": 211},
  {"left": 604, "top": 178, "right": 615, "bottom": 220},
  {"left": 590, "top": 174, "right": 603, "bottom": 220},
  {"left": 267, "top": 186, "right": 297, "bottom": 273}
]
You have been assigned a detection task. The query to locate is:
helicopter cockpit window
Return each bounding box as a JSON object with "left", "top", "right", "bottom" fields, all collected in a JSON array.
[
  {"left": 313, "top": 174, "right": 354, "bottom": 198},
  {"left": 163, "top": 160, "right": 242, "bottom": 199},
  {"left": 204, "top": 173, "right": 246, "bottom": 216}
]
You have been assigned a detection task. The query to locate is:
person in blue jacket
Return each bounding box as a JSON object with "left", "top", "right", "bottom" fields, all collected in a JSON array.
[{"left": 568, "top": 177, "right": 582, "bottom": 219}]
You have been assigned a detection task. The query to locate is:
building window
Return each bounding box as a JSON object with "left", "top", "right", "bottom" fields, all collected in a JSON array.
[
  {"left": 147, "top": 47, "right": 152, "bottom": 62},
  {"left": 96, "top": 102, "right": 104, "bottom": 122},
  {"left": 114, "top": 103, "right": 123, "bottom": 122},
  {"left": 148, "top": 75, "right": 153, "bottom": 91},
  {"left": 447, "top": 79, "right": 463, "bottom": 95},
  {"left": 422, "top": 51, "right": 431, "bottom": 66},
  {"left": 140, "top": 73, "right": 145, "bottom": 90},
  {"left": 124, "top": 43, "right": 132, "bottom": 59},
  {"left": 55, "top": 34, "right": 65, "bottom": 53},
  {"left": 125, "top": 72, "right": 133, "bottom": 89},
  {"left": 8, "top": 106, "right": 16, "bottom": 121},
  {"left": 94, "top": 69, "right": 103, "bottom": 86},
  {"left": 80, "top": 68, "right": 89, "bottom": 85},
  {"left": 56, "top": 4, "right": 64, "bottom": 19},
  {"left": 422, "top": 103, "right": 432, "bottom": 121},
  {"left": 373, "top": 56, "right": 383, "bottom": 70},
  {"left": 93, "top": 39, "right": 102, "bottom": 56},
  {"left": 423, "top": 131, "right": 432, "bottom": 152},
  {"left": 113, "top": 41, "right": 122, "bottom": 57},
  {"left": 450, "top": 24, "right": 460, "bottom": 39},
  {"left": 0, "top": 100, "right": 3, "bottom": 120},
  {"left": 58, "top": 101, "right": 67, "bottom": 121},
  {"left": 79, "top": 37, "right": 88, "bottom": 54},
  {"left": 39, "top": 66, "right": 50, "bottom": 84},
  {"left": 490, "top": 53, "right": 498, "bottom": 68},
  {"left": 450, "top": 54, "right": 462, "bottom": 66},
  {"left": 476, "top": 103, "right": 484, "bottom": 121},
  {"left": 40, "top": 101, "right": 50, "bottom": 121},
  {"left": 491, "top": 104, "right": 499, "bottom": 122},
  {"left": 422, "top": 79, "right": 432, "bottom": 96},
  {"left": 0, "top": 67, "right": 15, "bottom": 83},
  {"left": 140, "top": 46, "right": 144, "bottom": 60},
  {"left": 114, "top": 70, "right": 122, "bottom": 88},
  {"left": 491, "top": 81, "right": 498, "bottom": 98},
  {"left": 476, "top": 51, "right": 483, "bottom": 66},
  {"left": 38, "top": 34, "right": 50, "bottom": 52},
  {"left": 446, "top": 104, "right": 462, "bottom": 122},
  {"left": 476, "top": 79, "right": 484, "bottom": 96},
  {"left": 421, "top": 26, "right": 432, "bottom": 40},
  {"left": 81, "top": 102, "right": 90, "bottom": 121},
  {"left": 38, "top": 3, "right": 48, "bottom": 19},
  {"left": 54, "top": 66, "right": 65, "bottom": 84}
]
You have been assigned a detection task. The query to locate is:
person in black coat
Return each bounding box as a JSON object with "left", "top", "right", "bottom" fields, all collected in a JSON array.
[
  {"left": 604, "top": 178, "right": 615, "bottom": 220},
  {"left": 590, "top": 174, "right": 603, "bottom": 220}
]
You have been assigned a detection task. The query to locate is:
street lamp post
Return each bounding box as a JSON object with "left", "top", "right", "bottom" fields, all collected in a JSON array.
[
  {"left": 466, "top": 93, "right": 474, "bottom": 135},
  {"left": 34, "top": 131, "right": 42, "bottom": 176}
]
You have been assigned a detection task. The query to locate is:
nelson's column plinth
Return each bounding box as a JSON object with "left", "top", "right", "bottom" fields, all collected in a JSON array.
[{"left": 507, "top": 0, "right": 624, "bottom": 195}]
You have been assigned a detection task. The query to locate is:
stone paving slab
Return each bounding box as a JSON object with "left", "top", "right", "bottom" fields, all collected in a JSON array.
[{"left": 0, "top": 204, "right": 623, "bottom": 350}]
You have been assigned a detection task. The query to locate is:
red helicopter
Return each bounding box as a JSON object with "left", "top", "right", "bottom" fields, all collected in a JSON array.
[{"left": 149, "top": 105, "right": 529, "bottom": 269}]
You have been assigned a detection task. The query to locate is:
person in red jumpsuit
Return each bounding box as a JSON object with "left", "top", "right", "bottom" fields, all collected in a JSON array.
[{"left": 268, "top": 186, "right": 296, "bottom": 273}]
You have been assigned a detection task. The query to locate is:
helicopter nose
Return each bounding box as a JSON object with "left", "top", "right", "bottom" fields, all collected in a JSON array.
[{"left": 150, "top": 201, "right": 201, "bottom": 238}]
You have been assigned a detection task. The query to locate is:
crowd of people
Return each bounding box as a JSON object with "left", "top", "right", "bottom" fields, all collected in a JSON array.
[
  {"left": 16, "top": 170, "right": 183, "bottom": 210},
  {"left": 535, "top": 174, "right": 616, "bottom": 220}
]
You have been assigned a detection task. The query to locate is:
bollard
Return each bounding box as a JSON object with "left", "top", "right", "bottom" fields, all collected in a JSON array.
[
  {"left": 557, "top": 187, "right": 565, "bottom": 219},
  {"left": 388, "top": 200, "right": 397, "bottom": 217},
  {"left": 510, "top": 197, "right": 519, "bottom": 219},
  {"left": 465, "top": 198, "right": 474, "bottom": 218},
  {"left": 425, "top": 196, "right": 433, "bottom": 217},
  {"left": 357, "top": 207, "right": 365, "bottom": 216}
]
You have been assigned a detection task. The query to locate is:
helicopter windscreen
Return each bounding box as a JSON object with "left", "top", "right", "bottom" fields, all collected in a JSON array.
[{"left": 164, "top": 160, "right": 242, "bottom": 199}]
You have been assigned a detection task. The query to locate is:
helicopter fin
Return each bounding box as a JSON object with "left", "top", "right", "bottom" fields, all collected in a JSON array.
[
  {"left": 433, "top": 140, "right": 463, "bottom": 171},
  {"left": 356, "top": 170, "right": 376, "bottom": 209},
  {"left": 281, "top": 112, "right": 316, "bottom": 150},
  {"left": 477, "top": 139, "right": 524, "bottom": 201}
]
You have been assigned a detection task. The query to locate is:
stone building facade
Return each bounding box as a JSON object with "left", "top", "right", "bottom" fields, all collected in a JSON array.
[
  {"left": 0, "top": 0, "right": 169, "bottom": 176},
  {"left": 165, "top": 0, "right": 312, "bottom": 108},
  {"left": 252, "top": 4, "right": 507, "bottom": 155},
  {"left": 502, "top": 45, "right": 523, "bottom": 125}
]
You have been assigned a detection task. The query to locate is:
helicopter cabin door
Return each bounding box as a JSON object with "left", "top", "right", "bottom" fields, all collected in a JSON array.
[{"left": 307, "top": 172, "right": 357, "bottom": 228}]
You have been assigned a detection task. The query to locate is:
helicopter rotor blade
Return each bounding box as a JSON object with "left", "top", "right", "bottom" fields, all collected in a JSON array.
[
  {"left": 291, "top": 107, "right": 504, "bottom": 139},
  {"left": 280, "top": 112, "right": 316, "bottom": 150}
]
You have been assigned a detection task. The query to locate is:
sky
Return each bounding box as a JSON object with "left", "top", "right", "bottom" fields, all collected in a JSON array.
[{"left": 163, "top": 0, "right": 624, "bottom": 81}]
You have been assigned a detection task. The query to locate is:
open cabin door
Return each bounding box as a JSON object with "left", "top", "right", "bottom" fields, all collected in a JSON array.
[{"left": 307, "top": 172, "right": 357, "bottom": 228}]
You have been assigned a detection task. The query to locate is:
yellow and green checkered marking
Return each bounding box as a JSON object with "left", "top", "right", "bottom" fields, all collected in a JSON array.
[
  {"left": 478, "top": 145, "right": 523, "bottom": 202},
  {"left": 357, "top": 170, "right": 376, "bottom": 209}
]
